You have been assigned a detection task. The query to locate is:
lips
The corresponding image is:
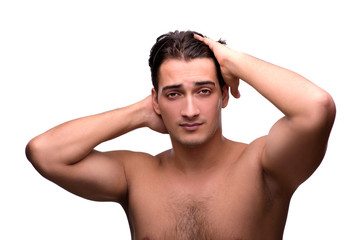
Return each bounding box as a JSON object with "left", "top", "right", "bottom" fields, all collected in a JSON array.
[{"left": 179, "top": 122, "right": 203, "bottom": 131}]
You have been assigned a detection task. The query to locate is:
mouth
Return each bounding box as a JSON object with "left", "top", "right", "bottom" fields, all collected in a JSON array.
[{"left": 179, "top": 122, "right": 203, "bottom": 131}]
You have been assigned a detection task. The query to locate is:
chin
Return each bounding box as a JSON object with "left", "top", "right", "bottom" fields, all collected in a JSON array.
[
  {"left": 179, "top": 139, "right": 207, "bottom": 147},
  {"left": 171, "top": 134, "right": 212, "bottom": 148}
]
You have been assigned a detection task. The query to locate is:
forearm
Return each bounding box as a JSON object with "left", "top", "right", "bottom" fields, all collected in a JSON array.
[
  {"left": 26, "top": 100, "right": 147, "bottom": 166},
  {"left": 233, "top": 52, "right": 333, "bottom": 120}
]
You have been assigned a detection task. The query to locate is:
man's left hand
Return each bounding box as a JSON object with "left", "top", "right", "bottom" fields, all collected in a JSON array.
[{"left": 194, "top": 34, "right": 241, "bottom": 98}]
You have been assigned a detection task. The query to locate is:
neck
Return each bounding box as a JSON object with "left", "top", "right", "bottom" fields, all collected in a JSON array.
[{"left": 169, "top": 128, "right": 229, "bottom": 174}]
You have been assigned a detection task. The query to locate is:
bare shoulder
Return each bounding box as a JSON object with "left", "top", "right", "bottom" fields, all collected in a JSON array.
[
  {"left": 247, "top": 136, "right": 267, "bottom": 150},
  {"left": 243, "top": 136, "right": 296, "bottom": 196},
  {"left": 229, "top": 136, "right": 281, "bottom": 191},
  {"left": 114, "top": 149, "right": 159, "bottom": 168},
  {"left": 120, "top": 149, "right": 168, "bottom": 178},
  {"left": 230, "top": 136, "right": 266, "bottom": 163}
]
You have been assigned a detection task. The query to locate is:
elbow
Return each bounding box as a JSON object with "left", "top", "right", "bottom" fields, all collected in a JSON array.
[
  {"left": 25, "top": 137, "right": 53, "bottom": 177},
  {"left": 25, "top": 137, "right": 40, "bottom": 165},
  {"left": 319, "top": 91, "right": 336, "bottom": 120},
  {"left": 311, "top": 90, "right": 336, "bottom": 128}
]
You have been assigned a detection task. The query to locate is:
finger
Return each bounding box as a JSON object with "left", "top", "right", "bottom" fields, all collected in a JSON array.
[
  {"left": 193, "top": 34, "right": 216, "bottom": 51},
  {"left": 230, "top": 80, "right": 241, "bottom": 98},
  {"left": 193, "top": 34, "right": 204, "bottom": 41},
  {"left": 231, "top": 88, "right": 241, "bottom": 98},
  {"left": 232, "top": 89, "right": 241, "bottom": 99}
]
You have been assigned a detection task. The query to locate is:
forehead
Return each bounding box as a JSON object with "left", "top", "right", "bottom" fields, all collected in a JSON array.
[{"left": 158, "top": 58, "right": 218, "bottom": 89}]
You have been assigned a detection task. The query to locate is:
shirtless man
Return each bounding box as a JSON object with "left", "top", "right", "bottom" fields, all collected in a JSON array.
[{"left": 26, "top": 30, "right": 336, "bottom": 239}]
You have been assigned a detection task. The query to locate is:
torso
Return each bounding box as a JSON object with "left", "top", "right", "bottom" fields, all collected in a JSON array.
[{"left": 123, "top": 137, "right": 293, "bottom": 240}]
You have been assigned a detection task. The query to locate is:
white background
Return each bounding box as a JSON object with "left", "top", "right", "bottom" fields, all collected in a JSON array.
[{"left": 1, "top": 0, "right": 359, "bottom": 239}]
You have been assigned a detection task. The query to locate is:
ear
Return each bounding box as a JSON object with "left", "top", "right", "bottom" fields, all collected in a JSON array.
[
  {"left": 221, "top": 85, "right": 230, "bottom": 108},
  {"left": 151, "top": 88, "right": 161, "bottom": 115}
]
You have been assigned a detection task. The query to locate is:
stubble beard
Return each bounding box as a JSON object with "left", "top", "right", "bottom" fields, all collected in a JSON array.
[{"left": 170, "top": 122, "right": 221, "bottom": 148}]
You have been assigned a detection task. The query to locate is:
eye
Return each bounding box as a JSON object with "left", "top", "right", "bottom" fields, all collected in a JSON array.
[
  {"left": 166, "top": 92, "right": 181, "bottom": 99},
  {"left": 198, "top": 89, "right": 212, "bottom": 95}
]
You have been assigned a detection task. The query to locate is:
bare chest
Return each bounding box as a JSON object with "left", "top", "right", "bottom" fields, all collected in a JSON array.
[{"left": 127, "top": 165, "right": 279, "bottom": 240}]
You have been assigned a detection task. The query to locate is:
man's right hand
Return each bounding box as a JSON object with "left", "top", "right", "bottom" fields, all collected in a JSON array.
[{"left": 140, "top": 95, "right": 168, "bottom": 134}]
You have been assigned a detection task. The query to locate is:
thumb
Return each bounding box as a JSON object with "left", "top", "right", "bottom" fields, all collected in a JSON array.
[{"left": 230, "top": 80, "right": 241, "bottom": 98}]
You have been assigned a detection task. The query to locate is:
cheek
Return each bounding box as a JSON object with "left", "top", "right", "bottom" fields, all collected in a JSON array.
[
  {"left": 159, "top": 102, "right": 179, "bottom": 122},
  {"left": 202, "top": 98, "right": 222, "bottom": 115}
]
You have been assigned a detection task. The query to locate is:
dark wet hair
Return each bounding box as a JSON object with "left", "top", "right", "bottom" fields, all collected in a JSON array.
[{"left": 148, "top": 30, "right": 226, "bottom": 93}]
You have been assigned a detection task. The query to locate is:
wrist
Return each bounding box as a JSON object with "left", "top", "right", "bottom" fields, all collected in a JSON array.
[
  {"left": 126, "top": 99, "right": 149, "bottom": 129},
  {"left": 131, "top": 96, "right": 156, "bottom": 129},
  {"left": 135, "top": 95, "right": 168, "bottom": 134}
]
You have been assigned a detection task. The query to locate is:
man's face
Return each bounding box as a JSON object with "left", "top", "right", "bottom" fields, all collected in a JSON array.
[{"left": 152, "top": 58, "right": 229, "bottom": 147}]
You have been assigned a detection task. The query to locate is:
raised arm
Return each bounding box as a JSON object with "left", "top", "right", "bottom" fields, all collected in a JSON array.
[
  {"left": 195, "top": 35, "right": 336, "bottom": 191},
  {"left": 26, "top": 96, "right": 166, "bottom": 204}
]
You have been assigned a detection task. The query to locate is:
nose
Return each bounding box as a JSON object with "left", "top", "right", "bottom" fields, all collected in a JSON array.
[{"left": 181, "top": 96, "right": 200, "bottom": 119}]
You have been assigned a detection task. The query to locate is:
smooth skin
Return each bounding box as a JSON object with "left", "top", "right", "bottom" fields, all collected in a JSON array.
[{"left": 26, "top": 35, "right": 336, "bottom": 239}]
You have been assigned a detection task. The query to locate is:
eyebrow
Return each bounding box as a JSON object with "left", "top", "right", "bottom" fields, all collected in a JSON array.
[
  {"left": 195, "top": 81, "right": 216, "bottom": 86},
  {"left": 161, "top": 81, "right": 216, "bottom": 91}
]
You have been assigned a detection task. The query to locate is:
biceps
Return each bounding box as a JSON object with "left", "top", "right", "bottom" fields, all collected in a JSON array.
[
  {"left": 262, "top": 117, "right": 330, "bottom": 189},
  {"left": 46, "top": 150, "right": 128, "bottom": 203}
]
